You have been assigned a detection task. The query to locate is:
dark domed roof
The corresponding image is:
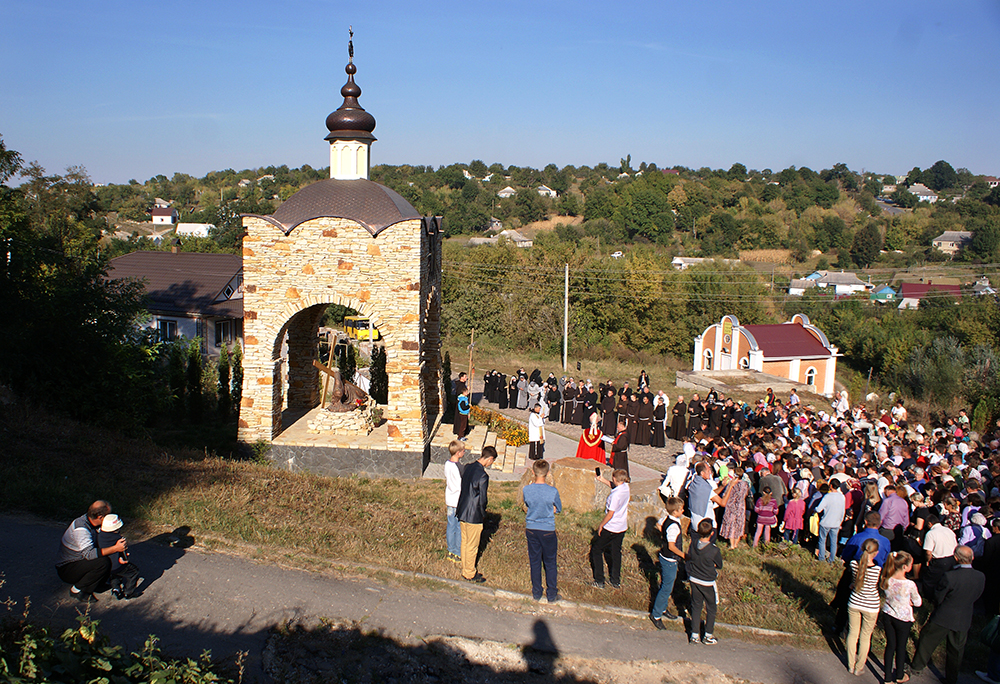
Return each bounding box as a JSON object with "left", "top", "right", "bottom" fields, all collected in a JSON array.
[
  {"left": 250, "top": 179, "right": 419, "bottom": 237},
  {"left": 325, "top": 44, "right": 376, "bottom": 142}
]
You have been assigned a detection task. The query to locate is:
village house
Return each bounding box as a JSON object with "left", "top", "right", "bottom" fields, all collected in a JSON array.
[
  {"left": 175, "top": 222, "right": 215, "bottom": 238},
  {"left": 496, "top": 186, "right": 516, "bottom": 198},
  {"left": 908, "top": 182, "right": 938, "bottom": 203},
  {"left": 814, "top": 270, "right": 869, "bottom": 296},
  {"left": 467, "top": 228, "right": 532, "bottom": 248},
  {"left": 106, "top": 251, "right": 243, "bottom": 355},
  {"left": 897, "top": 281, "right": 962, "bottom": 309},
  {"left": 536, "top": 184, "right": 557, "bottom": 198},
  {"left": 870, "top": 285, "right": 897, "bottom": 303},
  {"left": 671, "top": 256, "right": 739, "bottom": 271},
  {"left": 151, "top": 206, "right": 178, "bottom": 225},
  {"left": 931, "top": 230, "right": 972, "bottom": 256}
]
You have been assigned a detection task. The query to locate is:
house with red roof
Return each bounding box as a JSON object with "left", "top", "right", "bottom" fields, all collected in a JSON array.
[
  {"left": 693, "top": 313, "right": 839, "bottom": 396},
  {"left": 897, "top": 281, "right": 962, "bottom": 310}
]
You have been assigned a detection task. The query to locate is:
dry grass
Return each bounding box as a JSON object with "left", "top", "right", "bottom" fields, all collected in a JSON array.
[
  {"left": 739, "top": 249, "right": 793, "bottom": 264},
  {"left": 1, "top": 401, "right": 845, "bottom": 640}
]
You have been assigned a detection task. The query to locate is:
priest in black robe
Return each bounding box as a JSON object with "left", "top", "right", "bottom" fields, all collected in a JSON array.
[
  {"left": 670, "top": 396, "right": 687, "bottom": 441},
  {"left": 600, "top": 388, "right": 617, "bottom": 435},
  {"left": 634, "top": 394, "right": 654, "bottom": 446},
  {"left": 686, "top": 393, "right": 703, "bottom": 438},
  {"left": 651, "top": 394, "right": 667, "bottom": 448},
  {"left": 546, "top": 384, "right": 561, "bottom": 423}
]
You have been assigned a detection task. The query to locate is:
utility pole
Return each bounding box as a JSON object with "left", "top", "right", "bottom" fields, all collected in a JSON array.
[
  {"left": 563, "top": 263, "right": 569, "bottom": 372},
  {"left": 467, "top": 329, "right": 476, "bottom": 393}
]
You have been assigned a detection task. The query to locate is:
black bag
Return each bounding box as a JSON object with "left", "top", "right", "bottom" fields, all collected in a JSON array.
[{"left": 981, "top": 615, "right": 1000, "bottom": 651}]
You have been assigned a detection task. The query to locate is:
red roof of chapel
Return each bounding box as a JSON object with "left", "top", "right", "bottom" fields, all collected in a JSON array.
[{"left": 742, "top": 323, "right": 832, "bottom": 359}]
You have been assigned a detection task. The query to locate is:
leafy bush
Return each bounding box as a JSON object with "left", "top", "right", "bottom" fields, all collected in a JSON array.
[{"left": 0, "top": 612, "right": 236, "bottom": 683}]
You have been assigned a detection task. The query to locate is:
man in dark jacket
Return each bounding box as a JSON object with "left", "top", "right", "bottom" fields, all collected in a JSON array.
[
  {"left": 457, "top": 446, "right": 497, "bottom": 583},
  {"left": 687, "top": 518, "right": 723, "bottom": 645},
  {"left": 910, "top": 545, "right": 986, "bottom": 684},
  {"left": 610, "top": 420, "right": 630, "bottom": 474}
]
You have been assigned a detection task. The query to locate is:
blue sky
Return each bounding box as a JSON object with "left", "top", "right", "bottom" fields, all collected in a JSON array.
[{"left": 3, "top": 0, "right": 999, "bottom": 184}]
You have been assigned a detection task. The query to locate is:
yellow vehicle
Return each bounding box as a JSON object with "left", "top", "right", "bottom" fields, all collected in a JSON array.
[{"left": 343, "top": 315, "right": 381, "bottom": 341}]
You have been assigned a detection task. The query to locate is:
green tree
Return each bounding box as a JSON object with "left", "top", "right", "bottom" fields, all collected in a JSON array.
[
  {"left": 187, "top": 340, "right": 203, "bottom": 422},
  {"left": 217, "top": 345, "right": 231, "bottom": 416},
  {"left": 338, "top": 341, "right": 357, "bottom": 384},
  {"left": 850, "top": 222, "right": 883, "bottom": 267},
  {"left": 728, "top": 163, "right": 747, "bottom": 181},
  {"left": 558, "top": 192, "right": 581, "bottom": 216},
  {"left": 468, "top": 159, "right": 488, "bottom": 177},
  {"left": 231, "top": 342, "right": 243, "bottom": 410},
  {"left": 970, "top": 217, "right": 1000, "bottom": 261},
  {"left": 925, "top": 160, "right": 958, "bottom": 192},
  {"left": 891, "top": 187, "right": 918, "bottom": 209},
  {"left": 514, "top": 188, "right": 546, "bottom": 224},
  {"left": 369, "top": 345, "right": 388, "bottom": 404}
]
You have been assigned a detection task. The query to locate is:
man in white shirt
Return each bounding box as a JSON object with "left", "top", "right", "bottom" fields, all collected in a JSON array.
[
  {"left": 815, "top": 483, "right": 847, "bottom": 563},
  {"left": 922, "top": 513, "right": 959, "bottom": 596},
  {"left": 444, "top": 441, "right": 465, "bottom": 563}
]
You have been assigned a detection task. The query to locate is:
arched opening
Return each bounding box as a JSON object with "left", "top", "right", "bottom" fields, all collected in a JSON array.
[
  {"left": 805, "top": 367, "right": 817, "bottom": 387},
  {"left": 703, "top": 349, "right": 713, "bottom": 370},
  {"left": 269, "top": 301, "right": 386, "bottom": 439}
]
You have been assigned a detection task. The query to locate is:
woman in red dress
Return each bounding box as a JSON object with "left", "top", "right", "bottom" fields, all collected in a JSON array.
[{"left": 576, "top": 412, "right": 606, "bottom": 463}]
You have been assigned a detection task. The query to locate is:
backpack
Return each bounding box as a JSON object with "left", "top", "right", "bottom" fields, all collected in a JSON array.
[{"left": 965, "top": 524, "right": 986, "bottom": 558}]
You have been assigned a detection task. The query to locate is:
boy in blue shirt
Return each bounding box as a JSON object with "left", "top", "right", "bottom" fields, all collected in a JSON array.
[{"left": 522, "top": 459, "right": 562, "bottom": 602}]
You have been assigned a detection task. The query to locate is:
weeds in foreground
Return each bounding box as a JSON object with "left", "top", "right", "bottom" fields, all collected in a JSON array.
[{"left": 0, "top": 611, "right": 237, "bottom": 684}]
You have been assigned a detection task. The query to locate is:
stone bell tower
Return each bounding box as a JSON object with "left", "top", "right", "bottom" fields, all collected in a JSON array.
[{"left": 238, "top": 33, "right": 444, "bottom": 479}]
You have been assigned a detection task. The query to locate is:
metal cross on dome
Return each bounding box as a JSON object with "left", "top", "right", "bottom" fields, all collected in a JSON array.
[{"left": 348, "top": 26, "right": 354, "bottom": 63}]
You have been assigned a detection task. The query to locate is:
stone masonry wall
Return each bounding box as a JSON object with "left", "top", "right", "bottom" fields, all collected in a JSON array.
[{"left": 238, "top": 215, "right": 437, "bottom": 453}]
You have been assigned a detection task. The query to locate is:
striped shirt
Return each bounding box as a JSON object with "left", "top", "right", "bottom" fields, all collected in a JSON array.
[{"left": 847, "top": 561, "right": 882, "bottom": 613}]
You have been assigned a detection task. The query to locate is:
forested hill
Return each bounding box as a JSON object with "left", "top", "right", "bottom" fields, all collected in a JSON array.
[{"left": 71, "top": 157, "right": 1000, "bottom": 267}]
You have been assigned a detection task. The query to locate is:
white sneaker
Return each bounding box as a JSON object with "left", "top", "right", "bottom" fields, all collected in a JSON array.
[{"left": 69, "top": 585, "right": 81, "bottom": 594}]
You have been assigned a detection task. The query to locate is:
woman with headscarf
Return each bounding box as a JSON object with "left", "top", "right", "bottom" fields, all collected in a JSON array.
[
  {"left": 651, "top": 394, "right": 667, "bottom": 448},
  {"left": 576, "top": 412, "right": 606, "bottom": 463},
  {"left": 719, "top": 467, "right": 752, "bottom": 549},
  {"left": 670, "top": 396, "right": 687, "bottom": 441},
  {"left": 545, "top": 381, "right": 561, "bottom": 423},
  {"left": 634, "top": 394, "right": 654, "bottom": 446},
  {"left": 493, "top": 371, "right": 510, "bottom": 409},
  {"left": 659, "top": 444, "right": 693, "bottom": 499},
  {"left": 508, "top": 374, "right": 519, "bottom": 410},
  {"left": 517, "top": 371, "right": 528, "bottom": 410},
  {"left": 527, "top": 376, "right": 543, "bottom": 410}
]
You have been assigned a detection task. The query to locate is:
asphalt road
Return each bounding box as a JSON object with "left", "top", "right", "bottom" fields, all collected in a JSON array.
[{"left": 1, "top": 513, "right": 971, "bottom": 684}]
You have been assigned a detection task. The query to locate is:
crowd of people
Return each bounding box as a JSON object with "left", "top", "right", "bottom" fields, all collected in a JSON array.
[{"left": 468, "top": 368, "right": 1000, "bottom": 681}]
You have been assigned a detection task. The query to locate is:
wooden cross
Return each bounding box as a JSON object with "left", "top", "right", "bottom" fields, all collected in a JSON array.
[{"left": 315, "top": 329, "right": 338, "bottom": 406}]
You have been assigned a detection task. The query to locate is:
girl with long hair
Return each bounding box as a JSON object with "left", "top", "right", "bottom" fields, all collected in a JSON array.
[
  {"left": 879, "top": 551, "right": 921, "bottom": 684},
  {"left": 752, "top": 486, "right": 779, "bottom": 548},
  {"left": 845, "top": 538, "right": 883, "bottom": 676}
]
